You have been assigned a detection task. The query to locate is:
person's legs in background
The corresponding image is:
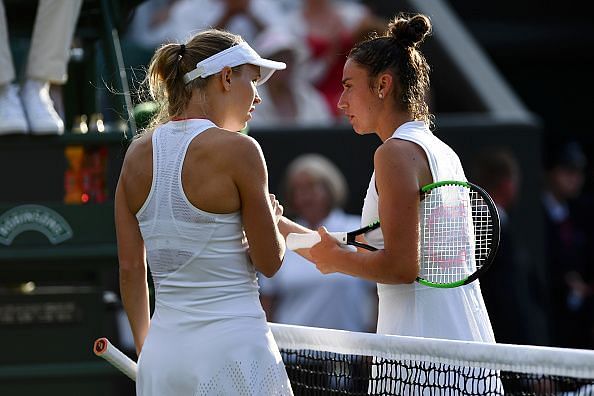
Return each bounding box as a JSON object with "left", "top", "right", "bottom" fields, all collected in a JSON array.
[
  {"left": 0, "top": 0, "right": 28, "bottom": 135},
  {"left": 22, "top": 0, "right": 82, "bottom": 135}
]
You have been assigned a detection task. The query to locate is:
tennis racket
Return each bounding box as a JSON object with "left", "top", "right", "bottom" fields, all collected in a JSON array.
[{"left": 286, "top": 180, "right": 500, "bottom": 288}]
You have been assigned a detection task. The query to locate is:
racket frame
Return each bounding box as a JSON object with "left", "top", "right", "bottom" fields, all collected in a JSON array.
[{"left": 415, "top": 180, "right": 500, "bottom": 288}]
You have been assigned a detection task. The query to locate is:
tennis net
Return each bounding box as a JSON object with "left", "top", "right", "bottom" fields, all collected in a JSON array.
[{"left": 269, "top": 323, "right": 594, "bottom": 395}]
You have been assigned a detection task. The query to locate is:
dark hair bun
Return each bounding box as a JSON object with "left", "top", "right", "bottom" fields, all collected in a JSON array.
[{"left": 387, "top": 14, "right": 432, "bottom": 48}]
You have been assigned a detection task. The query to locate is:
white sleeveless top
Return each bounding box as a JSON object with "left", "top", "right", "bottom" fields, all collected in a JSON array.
[
  {"left": 362, "top": 121, "right": 495, "bottom": 342},
  {"left": 136, "top": 118, "right": 263, "bottom": 318}
]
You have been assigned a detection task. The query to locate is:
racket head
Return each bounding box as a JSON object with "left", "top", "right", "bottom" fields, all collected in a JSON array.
[{"left": 416, "top": 180, "right": 500, "bottom": 288}]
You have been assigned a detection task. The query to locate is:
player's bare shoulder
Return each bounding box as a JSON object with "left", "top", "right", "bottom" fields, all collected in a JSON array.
[
  {"left": 375, "top": 138, "right": 426, "bottom": 167},
  {"left": 206, "top": 128, "right": 265, "bottom": 169},
  {"left": 375, "top": 137, "right": 431, "bottom": 187},
  {"left": 127, "top": 129, "right": 154, "bottom": 155},
  {"left": 123, "top": 130, "right": 154, "bottom": 169}
]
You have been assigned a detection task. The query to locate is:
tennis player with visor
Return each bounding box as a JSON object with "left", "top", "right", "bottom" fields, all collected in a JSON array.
[{"left": 115, "top": 29, "right": 294, "bottom": 395}]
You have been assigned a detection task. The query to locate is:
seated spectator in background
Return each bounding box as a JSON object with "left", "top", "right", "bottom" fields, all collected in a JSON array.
[
  {"left": 0, "top": 0, "right": 82, "bottom": 135},
  {"left": 126, "top": 0, "right": 285, "bottom": 50},
  {"left": 259, "top": 153, "right": 377, "bottom": 333},
  {"left": 249, "top": 28, "right": 334, "bottom": 128},
  {"left": 542, "top": 141, "right": 593, "bottom": 348},
  {"left": 471, "top": 147, "right": 549, "bottom": 345},
  {"left": 284, "top": 0, "right": 385, "bottom": 119}
]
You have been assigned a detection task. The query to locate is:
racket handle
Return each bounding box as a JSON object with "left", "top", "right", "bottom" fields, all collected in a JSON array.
[
  {"left": 286, "top": 232, "right": 347, "bottom": 250},
  {"left": 93, "top": 338, "right": 137, "bottom": 381}
]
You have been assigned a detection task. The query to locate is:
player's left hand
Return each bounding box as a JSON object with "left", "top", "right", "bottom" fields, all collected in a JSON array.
[{"left": 269, "top": 193, "right": 283, "bottom": 224}]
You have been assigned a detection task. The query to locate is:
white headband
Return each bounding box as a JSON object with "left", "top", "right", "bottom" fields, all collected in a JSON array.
[{"left": 183, "top": 42, "right": 286, "bottom": 86}]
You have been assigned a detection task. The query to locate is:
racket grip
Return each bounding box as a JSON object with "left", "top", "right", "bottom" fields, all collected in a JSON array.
[
  {"left": 286, "top": 233, "right": 320, "bottom": 250},
  {"left": 286, "top": 232, "right": 347, "bottom": 250},
  {"left": 93, "top": 338, "right": 137, "bottom": 381}
]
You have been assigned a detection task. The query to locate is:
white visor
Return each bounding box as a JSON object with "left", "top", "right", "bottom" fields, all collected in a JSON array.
[{"left": 183, "top": 41, "right": 286, "bottom": 86}]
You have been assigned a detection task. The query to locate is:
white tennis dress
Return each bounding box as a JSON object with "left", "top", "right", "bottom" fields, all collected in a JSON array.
[
  {"left": 362, "top": 121, "right": 494, "bottom": 342},
  {"left": 363, "top": 121, "right": 499, "bottom": 395},
  {"left": 135, "top": 119, "right": 293, "bottom": 395}
]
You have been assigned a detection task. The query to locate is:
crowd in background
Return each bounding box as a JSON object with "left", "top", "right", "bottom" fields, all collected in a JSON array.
[
  {"left": 470, "top": 143, "right": 594, "bottom": 349},
  {"left": 124, "top": 0, "right": 386, "bottom": 128},
  {"left": 1, "top": 0, "right": 592, "bottom": 350}
]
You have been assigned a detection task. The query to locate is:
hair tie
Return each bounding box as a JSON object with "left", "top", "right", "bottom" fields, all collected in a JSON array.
[{"left": 178, "top": 44, "right": 186, "bottom": 57}]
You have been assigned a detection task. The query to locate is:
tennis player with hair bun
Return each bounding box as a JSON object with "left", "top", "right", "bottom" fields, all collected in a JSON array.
[
  {"left": 280, "top": 13, "right": 495, "bottom": 344},
  {"left": 115, "top": 29, "right": 293, "bottom": 395}
]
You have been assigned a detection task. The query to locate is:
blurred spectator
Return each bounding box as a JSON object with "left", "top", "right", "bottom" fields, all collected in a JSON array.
[
  {"left": 0, "top": 0, "right": 82, "bottom": 135},
  {"left": 471, "top": 147, "right": 549, "bottom": 345},
  {"left": 542, "top": 141, "right": 593, "bottom": 348},
  {"left": 259, "top": 153, "right": 377, "bottom": 332},
  {"left": 284, "top": 0, "right": 385, "bottom": 119},
  {"left": 126, "top": 0, "right": 285, "bottom": 50},
  {"left": 249, "top": 28, "right": 333, "bottom": 128},
  {"left": 125, "top": 0, "right": 179, "bottom": 50}
]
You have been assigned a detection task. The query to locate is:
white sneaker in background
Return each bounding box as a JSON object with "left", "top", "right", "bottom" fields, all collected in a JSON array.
[
  {"left": 0, "top": 84, "right": 28, "bottom": 135},
  {"left": 21, "top": 79, "right": 65, "bottom": 135}
]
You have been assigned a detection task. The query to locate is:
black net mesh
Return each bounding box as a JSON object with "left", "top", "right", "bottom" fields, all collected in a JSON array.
[{"left": 280, "top": 349, "right": 594, "bottom": 396}]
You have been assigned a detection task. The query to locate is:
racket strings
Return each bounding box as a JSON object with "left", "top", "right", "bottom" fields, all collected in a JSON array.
[
  {"left": 420, "top": 186, "right": 494, "bottom": 285},
  {"left": 472, "top": 192, "right": 492, "bottom": 265}
]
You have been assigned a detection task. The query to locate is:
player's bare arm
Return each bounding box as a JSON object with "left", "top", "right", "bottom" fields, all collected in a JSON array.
[{"left": 231, "top": 134, "right": 285, "bottom": 277}]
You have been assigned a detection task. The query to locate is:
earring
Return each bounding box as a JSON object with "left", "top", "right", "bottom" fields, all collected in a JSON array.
[{"left": 378, "top": 93, "right": 384, "bottom": 99}]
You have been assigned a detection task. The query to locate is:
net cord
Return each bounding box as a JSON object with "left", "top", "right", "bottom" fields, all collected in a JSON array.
[{"left": 269, "top": 323, "right": 594, "bottom": 380}]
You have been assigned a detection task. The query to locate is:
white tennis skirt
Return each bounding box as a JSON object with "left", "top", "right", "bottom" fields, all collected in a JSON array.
[{"left": 137, "top": 303, "right": 293, "bottom": 395}]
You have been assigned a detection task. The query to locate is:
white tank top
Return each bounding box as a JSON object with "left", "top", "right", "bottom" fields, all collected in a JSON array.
[
  {"left": 136, "top": 119, "right": 264, "bottom": 319},
  {"left": 362, "top": 121, "right": 495, "bottom": 342}
]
